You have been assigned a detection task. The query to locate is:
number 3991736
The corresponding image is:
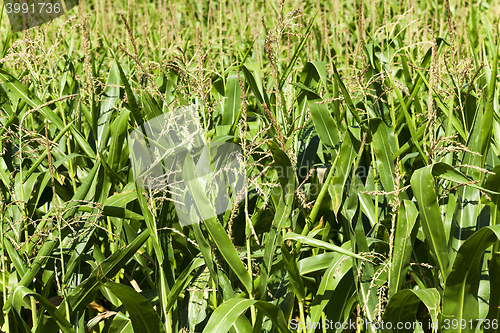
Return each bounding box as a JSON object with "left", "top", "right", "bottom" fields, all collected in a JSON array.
[{"left": 6, "top": 2, "right": 61, "bottom": 14}]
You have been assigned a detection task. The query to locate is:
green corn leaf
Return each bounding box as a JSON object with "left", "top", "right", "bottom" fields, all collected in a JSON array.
[
  {"left": 348, "top": 177, "right": 379, "bottom": 329},
  {"left": 283, "top": 232, "right": 366, "bottom": 260},
  {"left": 97, "top": 60, "right": 121, "bottom": 150},
  {"left": 358, "top": 191, "right": 377, "bottom": 227},
  {"left": 182, "top": 152, "right": 253, "bottom": 294},
  {"left": 63, "top": 229, "right": 150, "bottom": 315},
  {"left": 111, "top": 51, "right": 143, "bottom": 126},
  {"left": 62, "top": 160, "right": 101, "bottom": 221},
  {"left": 290, "top": 81, "right": 320, "bottom": 97},
  {"left": 202, "top": 298, "right": 291, "bottom": 333},
  {"left": 389, "top": 75, "right": 427, "bottom": 164},
  {"left": 22, "top": 121, "right": 74, "bottom": 183},
  {"left": 281, "top": 245, "right": 305, "bottom": 302},
  {"left": 308, "top": 99, "right": 340, "bottom": 148},
  {"left": 9, "top": 284, "right": 75, "bottom": 333},
  {"left": 241, "top": 62, "right": 270, "bottom": 111},
  {"left": 330, "top": 61, "right": 364, "bottom": 129},
  {"left": 165, "top": 257, "right": 205, "bottom": 312},
  {"left": 187, "top": 266, "right": 210, "bottom": 331},
  {"left": 307, "top": 249, "right": 352, "bottom": 331},
  {"left": 262, "top": 141, "right": 295, "bottom": 275},
  {"left": 69, "top": 125, "right": 97, "bottom": 159},
  {"left": 17, "top": 161, "right": 101, "bottom": 288},
  {"left": 135, "top": 182, "right": 163, "bottom": 262},
  {"left": 369, "top": 118, "right": 397, "bottom": 199},
  {"left": 451, "top": 102, "right": 483, "bottom": 263},
  {"left": 108, "top": 312, "right": 134, "bottom": 333},
  {"left": 389, "top": 200, "right": 419, "bottom": 298},
  {"left": 102, "top": 281, "right": 166, "bottom": 333},
  {"left": 191, "top": 222, "right": 219, "bottom": 287},
  {"left": 76, "top": 205, "right": 143, "bottom": 220},
  {"left": 4, "top": 237, "right": 27, "bottom": 277},
  {"left": 297, "top": 251, "right": 337, "bottom": 275},
  {"left": 0, "top": 69, "right": 66, "bottom": 130},
  {"left": 107, "top": 108, "right": 130, "bottom": 172},
  {"left": 382, "top": 288, "right": 440, "bottom": 332},
  {"left": 222, "top": 71, "right": 241, "bottom": 126},
  {"left": 392, "top": 121, "right": 427, "bottom": 160},
  {"left": 410, "top": 165, "right": 450, "bottom": 281},
  {"left": 104, "top": 189, "right": 137, "bottom": 207},
  {"left": 431, "top": 162, "right": 499, "bottom": 195},
  {"left": 486, "top": 251, "right": 500, "bottom": 329},
  {"left": 482, "top": 41, "right": 498, "bottom": 164},
  {"left": 443, "top": 225, "right": 500, "bottom": 332},
  {"left": 278, "top": 13, "right": 317, "bottom": 91}
]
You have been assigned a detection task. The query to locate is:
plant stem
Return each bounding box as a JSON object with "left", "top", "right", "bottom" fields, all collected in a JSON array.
[
  {"left": 245, "top": 195, "right": 256, "bottom": 325},
  {"left": 295, "top": 153, "right": 340, "bottom": 252},
  {"left": 30, "top": 297, "right": 38, "bottom": 330},
  {"left": 0, "top": 191, "right": 9, "bottom": 333},
  {"left": 298, "top": 300, "right": 307, "bottom": 333}
]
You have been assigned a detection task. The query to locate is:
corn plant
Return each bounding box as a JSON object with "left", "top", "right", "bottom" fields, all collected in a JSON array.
[{"left": 1, "top": 0, "right": 500, "bottom": 332}]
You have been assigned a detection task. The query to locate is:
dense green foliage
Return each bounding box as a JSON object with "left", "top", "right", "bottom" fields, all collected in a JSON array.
[{"left": 1, "top": 0, "right": 500, "bottom": 332}]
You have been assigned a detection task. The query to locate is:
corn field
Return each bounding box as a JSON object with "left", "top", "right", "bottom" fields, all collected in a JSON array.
[{"left": 1, "top": 0, "right": 500, "bottom": 332}]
